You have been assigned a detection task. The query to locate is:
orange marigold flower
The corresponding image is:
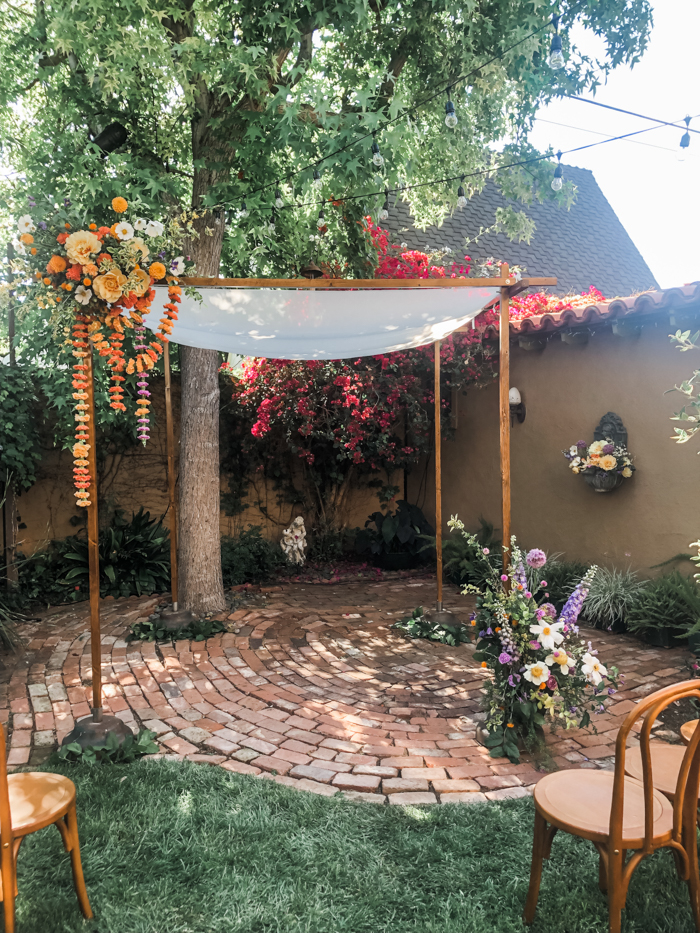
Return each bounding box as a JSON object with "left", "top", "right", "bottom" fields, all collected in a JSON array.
[
  {"left": 89, "top": 223, "right": 97, "bottom": 230},
  {"left": 57, "top": 232, "right": 70, "bottom": 245},
  {"left": 20, "top": 233, "right": 33, "bottom": 245},
  {"left": 31, "top": 248, "right": 37, "bottom": 255},
  {"left": 83, "top": 263, "right": 98, "bottom": 276},
  {"left": 96, "top": 227, "right": 111, "bottom": 240},
  {"left": 47, "top": 255, "right": 67, "bottom": 274},
  {"left": 65, "top": 264, "right": 82, "bottom": 281},
  {"left": 112, "top": 197, "right": 128, "bottom": 213},
  {"left": 97, "top": 253, "right": 112, "bottom": 265},
  {"left": 539, "top": 683, "right": 546, "bottom": 690},
  {"left": 481, "top": 661, "right": 487, "bottom": 668},
  {"left": 65, "top": 222, "right": 71, "bottom": 229},
  {"left": 83, "top": 278, "right": 92, "bottom": 286},
  {"left": 148, "top": 262, "right": 166, "bottom": 280}
]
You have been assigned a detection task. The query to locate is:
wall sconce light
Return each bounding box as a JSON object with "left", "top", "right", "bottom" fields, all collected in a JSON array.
[{"left": 509, "top": 387, "right": 526, "bottom": 424}]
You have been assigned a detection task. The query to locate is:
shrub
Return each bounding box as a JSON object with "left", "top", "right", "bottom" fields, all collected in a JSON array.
[
  {"left": 393, "top": 606, "right": 470, "bottom": 647},
  {"left": 627, "top": 572, "right": 700, "bottom": 637},
  {"left": 582, "top": 567, "right": 647, "bottom": 631},
  {"left": 354, "top": 500, "right": 434, "bottom": 561},
  {"left": 444, "top": 517, "right": 501, "bottom": 588},
  {"left": 220, "top": 526, "right": 284, "bottom": 586}
]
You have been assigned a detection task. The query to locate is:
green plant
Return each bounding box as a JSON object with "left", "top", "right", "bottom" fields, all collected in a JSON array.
[
  {"left": 581, "top": 567, "right": 647, "bottom": 632},
  {"left": 62, "top": 508, "right": 170, "bottom": 599},
  {"left": 0, "top": 363, "right": 43, "bottom": 491},
  {"left": 16, "top": 542, "right": 85, "bottom": 606},
  {"left": 443, "top": 517, "right": 501, "bottom": 588},
  {"left": 527, "top": 558, "right": 588, "bottom": 613},
  {"left": 307, "top": 520, "right": 348, "bottom": 563},
  {"left": 220, "top": 526, "right": 285, "bottom": 586},
  {"left": 627, "top": 572, "right": 700, "bottom": 637},
  {"left": 128, "top": 616, "right": 225, "bottom": 643},
  {"left": 355, "top": 501, "right": 434, "bottom": 560},
  {"left": 0, "top": 594, "right": 22, "bottom": 649},
  {"left": 52, "top": 729, "right": 159, "bottom": 765},
  {"left": 393, "top": 606, "right": 469, "bottom": 648}
]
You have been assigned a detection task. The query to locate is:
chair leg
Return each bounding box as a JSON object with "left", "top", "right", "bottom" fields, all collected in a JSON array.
[
  {"left": 64, "top": 803, "right": 93, "bottom": 920},
  {"left": 1, "top": 845, "right": 15, "bottom": 933},
  {"left": 683, "top": 821, "right": 700, "bottom": 931},
  {"left": 523, "top": 809, "right": 549, "bottom": 925},
  {"left": 606, "top": 848, "right": 625, "bottom": 933},
  {"left": 598, "top": 849, "right": 608, "bottom": 893}
]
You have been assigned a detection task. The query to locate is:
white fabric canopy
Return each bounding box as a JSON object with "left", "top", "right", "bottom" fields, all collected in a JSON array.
[{"left": 152, "top": 284, "right": 499, "bottom": 360}]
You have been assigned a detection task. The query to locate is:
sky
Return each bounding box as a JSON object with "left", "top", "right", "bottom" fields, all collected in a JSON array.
[{"left": 527, "top": 0, "right": 699, "bottom": 289}]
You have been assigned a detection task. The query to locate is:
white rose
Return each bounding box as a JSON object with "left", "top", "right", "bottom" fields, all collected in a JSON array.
[{"left": 145, "top": 220, "right": 164, "bottom": 238}]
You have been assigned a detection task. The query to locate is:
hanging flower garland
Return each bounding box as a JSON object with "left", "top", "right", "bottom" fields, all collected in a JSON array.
[{"left": 17, "top": 197, "right": 196, "bottom": 506}]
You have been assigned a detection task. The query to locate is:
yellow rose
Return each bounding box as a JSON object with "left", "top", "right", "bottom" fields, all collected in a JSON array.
[
  {"left": 65, "top": 230, "right": 101, "bottom": 266},
  {"left": 130, "top": 237, "right": 149, "bottom": 262},
  {"left": 599, "top": 455, "right": 617, "bottom": 471},
  {"left": 92, "top": 271, "right": 128, "bottom": 303},
  {"left": 622, "top": 467, "right": 632, "bottom": 478},
  {"left": 588, "top": 441, "right": 605, "bottom": 456},
  {"left": 129, "top": 268, "right": 151, "bottom": 297}
]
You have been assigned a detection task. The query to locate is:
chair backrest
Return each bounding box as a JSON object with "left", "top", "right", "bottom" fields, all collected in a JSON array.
[
  {"left": 0, "top": 724, "right": 12, "bottom": 849},
  {"left": 610, "top": 679, "right": 700, "bottom": 854}
]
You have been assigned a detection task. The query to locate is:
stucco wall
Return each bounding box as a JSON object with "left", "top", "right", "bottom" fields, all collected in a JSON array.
[{"left": 410, "top": 319, "right": 699, "bottom": 572}]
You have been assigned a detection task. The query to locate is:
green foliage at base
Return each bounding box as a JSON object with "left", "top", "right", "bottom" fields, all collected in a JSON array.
[
  {"left": 355, "top": 501, "right": 434, "bottom": 561},
  {"left": 443, "top": 518, "right": 501, "bottom": 588},
  {"left": 127, "top": 616, "right": 225, "bottom": 643},
  {"left": 220, "top": 526, "right": 285, "bottom": 586},
  {"left": 393, "top": 606, "right": 470, "bottom": 647},
  {"left": 51, "top": 729, "right": 158, "bottom": 765},
  {"left": 627, "top": 572, "right": 700, "bottom": 636},
  {"left": 0, "top": 364, "right": 42, "bottom": 490}
]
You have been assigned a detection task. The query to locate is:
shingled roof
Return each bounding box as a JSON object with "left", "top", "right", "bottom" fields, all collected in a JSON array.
[{"left": 384, "top": 164, "right": 659, "bottom": 298}]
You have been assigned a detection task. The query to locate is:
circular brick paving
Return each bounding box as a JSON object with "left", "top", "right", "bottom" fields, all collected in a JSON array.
[{"left": 1, "top": 579, "right": 690, "bottom": 805}]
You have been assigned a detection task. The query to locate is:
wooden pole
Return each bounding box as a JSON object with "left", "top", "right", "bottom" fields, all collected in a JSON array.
[
  {"left": 434, "top": 340, "right": 443, "bottom": 610},
  {"left": 499, "top": 265, "right": 511, "bottom": 575},
  {"left": 85, "top": 345, "right": 103, "bottom": 721},
  {"left": 164, "top": 343, "right": 179, "bottom": 610},
  {"left": 4, "top": 243, "right": 16, "bottom": 588}
]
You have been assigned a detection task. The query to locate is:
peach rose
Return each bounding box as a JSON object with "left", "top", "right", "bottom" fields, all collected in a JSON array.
[
  {"left": 65, "top": 230, "right": 101, "bottom": 266},
  {"left": 148, "top": 262, "right": 166, "bottom": 280},
  {"left": 130, "top": 268, "right": 151, "bottom": 297},
  {"left": 130, "top": 237, "right": 149, "bottom": 262},
  {"left": 92, "top": 270, "right": 127, "bottom": 303}
]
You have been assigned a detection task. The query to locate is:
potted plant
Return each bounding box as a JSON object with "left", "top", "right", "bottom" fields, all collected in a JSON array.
[
  {"left": 448, "top": 518, "right": 619, "bottom": 763},
  {"left": 563, "top": 438, "right": 635, "bottom": 493},
  {"left": 354, "top": 500, "right": 434, "bottom": 570}
]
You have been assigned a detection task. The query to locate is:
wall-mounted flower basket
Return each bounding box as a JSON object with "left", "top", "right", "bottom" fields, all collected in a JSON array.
[{"left": 563, "top": 413, "right": 635, "bottom": 493}]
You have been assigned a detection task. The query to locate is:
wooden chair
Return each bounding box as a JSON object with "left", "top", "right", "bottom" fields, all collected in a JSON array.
[
  {"left": 524, "top": 680, "right": 700, "bottom": 933},
  {"left": 0, "top": 724, "right": 92, "bottom": 932}
]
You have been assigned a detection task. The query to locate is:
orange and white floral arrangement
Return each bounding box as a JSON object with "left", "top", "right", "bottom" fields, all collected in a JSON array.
[{"left": 16, "top": 196, "right": 195, "bottom": 508}]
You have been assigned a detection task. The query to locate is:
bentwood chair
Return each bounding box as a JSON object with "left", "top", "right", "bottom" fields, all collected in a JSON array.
[
  {"left": 524, "top": 680, "right": 700, "bottom": 933},
  {"left": 624, "top": 712, "right": 700, "bottom": 815},
  {"left": 0, "top": 724, "right": 92, "bottom": 932}
]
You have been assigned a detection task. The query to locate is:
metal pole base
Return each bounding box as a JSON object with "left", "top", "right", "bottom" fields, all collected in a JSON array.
[
  {"left": 160, "top": 607, "right": 197, "bottom": 631},
  {"left": 61, "top": 714, "right": 133, "bottom": 750},
  {"left": 424, "top": 607, "right": 460, "bottom": 626}
]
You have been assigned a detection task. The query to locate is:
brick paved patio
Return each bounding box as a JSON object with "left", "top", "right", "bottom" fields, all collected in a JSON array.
[{"left": 1, "top": 577, "right": 691, "bottom": 805}]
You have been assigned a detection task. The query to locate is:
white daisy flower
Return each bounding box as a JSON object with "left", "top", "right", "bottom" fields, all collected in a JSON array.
[
  {"left": 569, "top": 445, "right": 578, "bottom": 457},
  {"left": 529, "top": 620, "right": 565, "bottom": 651},
  {"left": 523, "top": 661, "right": 550, "bottom": 686},
  {"left": 133, "top": 218, "right": 148, "bottom": 232},
  {"left": 545, "top": 649, "right": 575, "bottom": 675},
  {"left": 581, "top": 652, "right": 607, "bottom": 686},
  {"left": 145, "top": 220, "right": 164, "bottom": 238},
  {"left": 74, "top": 285, "right": 92, "bottom": 306},
  {"left": 17, "top": 214, "right": 35, "bottom": 234},
  {"left": 169, "top": 256, "right": 185, "bottom": 275},
  {"left": 115, "top": 222, "right": 134, "bottom": 241}
]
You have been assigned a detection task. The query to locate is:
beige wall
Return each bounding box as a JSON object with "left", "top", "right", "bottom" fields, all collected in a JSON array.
[{"left": 411, "top": 319, "right": 699, "bottom": 573}]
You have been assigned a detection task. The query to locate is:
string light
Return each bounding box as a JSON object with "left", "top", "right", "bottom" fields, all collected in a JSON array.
[
  {"left": 312, "top": 168, "right": 323, "bottom": 190},
  {"left": 268, "top": 208, "right": 276, "bottom": 234},
  {"left": 239, "top": 199, "right": 249, "bottom": 219},
  {"left": 457, "top": 177, "right": 468, "bottom": 208},
  {"left": 317, "top": 203, "right": 326, "bottom": 230},
  {"left": 445, "top": 88, "right": 458, "bottom": 129},
  {"left": 678, "top": 116, "right": 691, "bottom": 161},
  {"left": 371, "top": 133, "right": 385, "bottom": 167},
  {"left": 551, "top": 150, "right": 563, "bottom": 190},
  {"left": 549, "top": 15, "right": 565, "bottom": 70},
  {"left": 379, "top": 189, "right": 389, "bottom": 221},
  {"left": 275, "top": 185, "right": 284, "bottom": 208}
]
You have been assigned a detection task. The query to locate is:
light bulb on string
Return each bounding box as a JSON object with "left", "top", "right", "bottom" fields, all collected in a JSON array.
[
  {"left": 268, "top": 208, "right": 276, "bottom": 234},
  {"left": 312, "top": 168, "right": 323, "bottom": 190},
  {"left": 371, "top": 133, "right": 384, "bottom": 167},
  {"left": 445, "top": 88, "right": 458, "bottom": 129},
  {"left": 457, "top": 178, "right": 467, "bottom": 209},
  {"left": 239, "top": 199, "right": 249, "bottom": 219},
  {"left": 379, "top": 189, "right": 389, "bottom": 222},
  {"left": 678, "top": 116, "right": 691, "bottom": 162},
  {"left": 551, "top": 151, "right": 563, "bottom": 191},
  {"left": 275, "top": 185, "right": 284, "bottom": 209},
  {"left": 317, "top": 203, "right": 326, "bottom": 231},
  {"left": 549, "top": 15, "right": 565, "bottom": 70}
]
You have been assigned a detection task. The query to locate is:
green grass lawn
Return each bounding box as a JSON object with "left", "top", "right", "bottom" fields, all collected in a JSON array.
[{"left": 12, "top": 759, "right": 697, "bottom": 932}]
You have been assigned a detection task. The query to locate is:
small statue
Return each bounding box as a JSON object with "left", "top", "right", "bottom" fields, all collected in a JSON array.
[
  {"left": 593, "top": 412, "right": 627, "bottom": 449},
  {"left": 281, "top": 516, "right": 307, "bottom": 565}
]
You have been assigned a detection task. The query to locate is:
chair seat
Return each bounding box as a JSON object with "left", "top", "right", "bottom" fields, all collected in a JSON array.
[
  {"left": 533, "top": 768, "right": 674, "bottom": 847},
  {"left": 7, "top": 773, "right": 75, "bottom": 836},
  {"left": 625, "top": 744, "right": 692, "bottom": 799},
  {"left": 681, "top": 719, "right": 698, "bottom": 745}
]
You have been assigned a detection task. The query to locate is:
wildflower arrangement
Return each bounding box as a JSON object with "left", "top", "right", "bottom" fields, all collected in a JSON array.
[
  {"left": 448, "top": 517, "right": 619, "bottom": 763},
  {"left": 15, "top": 196, "right": 196, "bottom": 507},
  {"left": 564, "top": 438, "right": 635, "bottom": 482}
]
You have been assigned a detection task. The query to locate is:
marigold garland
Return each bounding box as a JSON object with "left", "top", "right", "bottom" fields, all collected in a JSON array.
[{"left": 17, "top": 198, "right": 196, "bottom": 501}]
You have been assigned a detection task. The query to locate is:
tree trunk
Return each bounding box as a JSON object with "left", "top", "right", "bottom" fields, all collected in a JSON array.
[{"left": 178, "top": 173, "right": 227, "bottom": 614}]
